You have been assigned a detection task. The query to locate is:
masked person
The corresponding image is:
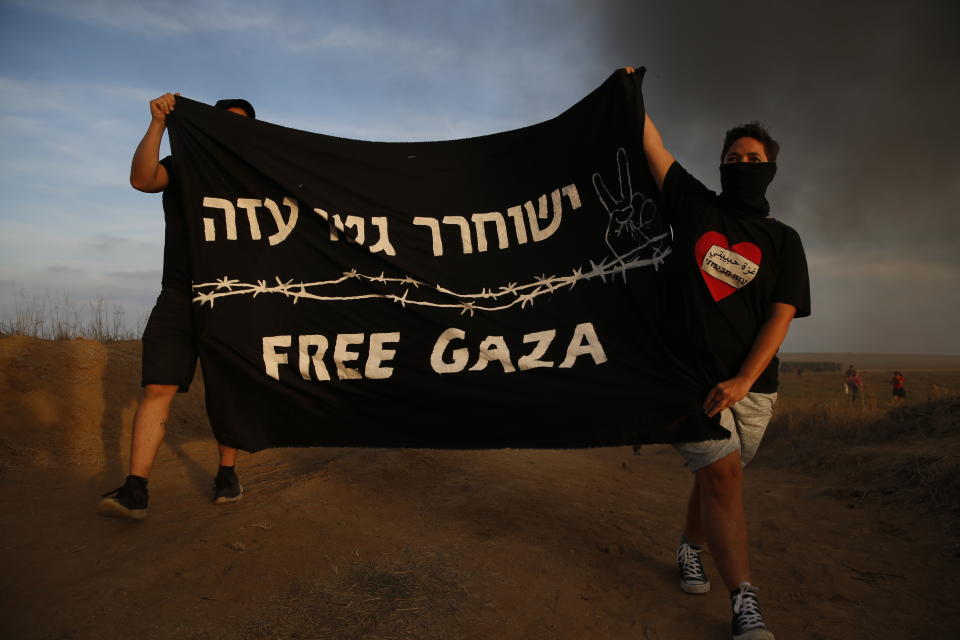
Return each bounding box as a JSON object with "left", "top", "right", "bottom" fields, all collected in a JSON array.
[
  {"left": 628, "top": 68, "right": 810, "bottom": 640},
  {"left": 98, "top": 95, "right": 256, "bottom": 520}
]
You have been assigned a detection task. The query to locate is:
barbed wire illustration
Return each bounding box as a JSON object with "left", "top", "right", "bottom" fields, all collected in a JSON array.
[{"left": 192, "top": 232, "right": 671, "bottom": 316}]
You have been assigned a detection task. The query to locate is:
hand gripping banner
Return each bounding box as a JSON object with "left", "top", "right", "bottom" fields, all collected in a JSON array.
[{"left": 165, "top": 68, "right": 727, "bottom": 451}]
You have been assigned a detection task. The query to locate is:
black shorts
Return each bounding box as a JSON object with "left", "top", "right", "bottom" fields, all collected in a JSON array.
[
  {"left": 141, "top": 288, "right": 197, "bottom": 392},
  {"left": 893, "top": 387, "right": 906, "bottom": 398}
]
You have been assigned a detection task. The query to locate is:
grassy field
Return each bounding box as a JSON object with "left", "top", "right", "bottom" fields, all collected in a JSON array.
[
  {"left": 757, "top": 367, "right": 960, "bottom": 519},
  {"left": 782, "top": 352, "right": 960, "bottom": 370},
  {"left": 775, "top": 367, "right": 960, "bottom": 412}
]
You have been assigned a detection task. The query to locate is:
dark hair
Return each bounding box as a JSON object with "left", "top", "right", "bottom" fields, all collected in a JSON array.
[
  {"left": 721, "top": 121, "right": 778, "bottom": 162},
  {"left": 214, "top": 98, "right": 256, "bottom": 119}
]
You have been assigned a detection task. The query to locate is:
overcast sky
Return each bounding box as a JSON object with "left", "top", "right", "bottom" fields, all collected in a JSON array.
[{"left": 1, "top": 0, "right": 957, "bottom": 354}]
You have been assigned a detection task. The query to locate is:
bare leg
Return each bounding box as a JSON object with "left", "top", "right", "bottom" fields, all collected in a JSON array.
[
  {"left": 129, "top": 384, "right": 178, "bottom": 478},
  {"left": 696, "top": 451, "right": 751, "bottom": 590},
  {"left": 682, "top": 476, "right": 706, "bottom": 546},
  {"left": 218, "top": 444, "right": 238, "bottom": 467}
]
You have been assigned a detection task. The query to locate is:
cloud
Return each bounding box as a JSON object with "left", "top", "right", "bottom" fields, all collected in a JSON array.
[
  {"left": 286, "top": 25, "right": 450, "bottom": 63},
  {"left": 105, "top": 269, "right": 161, "bottom": 280},
  {"left": 808, "top": 250, "right": 960, "bottom": 283},
  {"left": 13, "top": 0, "right": 450, "bottom": 70},
  {"left": 0, "top": 77, "right": 155, "bottom": 114},
  {"left": 785, "top": 247, "right": 960, "bottom": 354},
  {"left": 46, "top": 264, "right": 84, "bottom": 275},
  {"left": 11, "top": 0, "right": 279, "bottom": 36},
  {"left": 0, "top": 217, "right": 163, "bottom": 286},
  {"left": 87, "top": 235, "right": 130, "bottom": 253},
  {"left": 0, "top": 79, "right": 162, "bottom": 191}
]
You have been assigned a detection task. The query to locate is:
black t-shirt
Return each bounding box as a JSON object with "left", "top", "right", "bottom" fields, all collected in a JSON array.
[
  {"left": 661, "top": 162, "right": 810, "bottom": 393},
  {"left": 159, "top": 156, "right": 191, "bottom": 291}
]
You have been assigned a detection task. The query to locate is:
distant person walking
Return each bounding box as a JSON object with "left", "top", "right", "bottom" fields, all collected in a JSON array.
[
  {"left": 845, "top": 365, "right": 861, "bottom": 404},
  {"left": 890, "top": 371, "right": 906, "bottom": 403}
]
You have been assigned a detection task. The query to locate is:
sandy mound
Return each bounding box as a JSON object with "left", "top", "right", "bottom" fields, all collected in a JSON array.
[{"left": 1, "top": 335, "right": 958, "bottom": 639}]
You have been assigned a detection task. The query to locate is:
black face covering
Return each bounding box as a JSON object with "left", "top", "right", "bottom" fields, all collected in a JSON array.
[{"left": 718, "top": 162, "right": 777, "bottom": 217}]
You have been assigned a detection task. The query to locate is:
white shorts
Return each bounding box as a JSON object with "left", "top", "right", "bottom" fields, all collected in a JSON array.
[{"left": 673, "top": 391, "right": 777, "bottom": 472}]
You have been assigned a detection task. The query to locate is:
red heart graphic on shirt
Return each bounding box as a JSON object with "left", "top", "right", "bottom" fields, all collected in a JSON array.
[{"left": 694, "top": 231, "right": 762, "bottom": 302}]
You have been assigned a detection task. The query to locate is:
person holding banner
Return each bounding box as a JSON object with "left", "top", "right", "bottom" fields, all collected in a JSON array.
[
  {"left": 98, "top": 94, "right": 256, "bottom": 520},
  {"left": 630, "top": 66, "right": 810, "bottom": 640}
]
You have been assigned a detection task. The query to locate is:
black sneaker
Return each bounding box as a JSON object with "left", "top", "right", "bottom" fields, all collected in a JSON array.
[
  {"left": 98, "top": 475, "right": 148, "bottom": 520},
  {"left": 677, "top": 539, "right": 711, "bottom": 594},
  {"left": 731, "top": 582, "right": 775, "bottom": 640},
  {"left": 212, "top": 470, "right": 243, "bottom": 505}
]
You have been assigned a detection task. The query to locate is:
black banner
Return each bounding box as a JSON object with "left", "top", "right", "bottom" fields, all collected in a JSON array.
[{"left": 166, "top": 68, "right": 726, "bottom": 451}]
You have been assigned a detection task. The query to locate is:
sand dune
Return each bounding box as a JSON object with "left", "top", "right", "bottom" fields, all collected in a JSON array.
[{"left": 1, "top": 335, "right": 958, "bottom": 639}]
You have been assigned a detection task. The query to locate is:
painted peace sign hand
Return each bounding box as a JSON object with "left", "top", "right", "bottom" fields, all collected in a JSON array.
[{"left": 592, "top": 148, "right": 657, "bottom": 263}]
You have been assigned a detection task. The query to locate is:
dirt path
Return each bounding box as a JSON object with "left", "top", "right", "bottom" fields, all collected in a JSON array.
[
  {"left": 1, "top": 336, "right": 958, "bottom": 638},
  {"left": 2, "top": 442, "right": 958, "bottom": 639}
]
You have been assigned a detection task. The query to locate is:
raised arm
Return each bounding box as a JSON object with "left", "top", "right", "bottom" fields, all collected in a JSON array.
[
  {"left": 702, "top": 302, "right": 797, "bottom": 417},
  {"left": 130, "top": 92, "right": 177, "bottom": 193},
  {"left": 624, "top": 66, "right": 675, "bottom": 191},
  {"left": 642, "top": 112, "right": 675, "bottom": 191}
]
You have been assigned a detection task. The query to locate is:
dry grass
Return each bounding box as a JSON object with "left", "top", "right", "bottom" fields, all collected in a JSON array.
[
  {"left": 245, "top": 557, "right": 473, "bottom": 640},
  {"left": 759, "top": 368, "right": 960, "bottom": 518},
  {"left": 0, "top": 287, "right": 144, "bottom": 341},
  {"left": 775, "top": 368, "right": 960, "bottom": 410},
  {"left": 769, "top": 369, "right": 960, "bottom": 447}
]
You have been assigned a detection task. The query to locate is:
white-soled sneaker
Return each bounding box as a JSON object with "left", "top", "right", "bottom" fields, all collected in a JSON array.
[
  {"left": 731, "top": 582, "right": 775, "bottom": 640},
  {"left": 98, "top": 475, "right": 149, "bottom": 520},
  {"left": 212, "top": 470, "right": 243, "bottom": 505},
  {"left": 677, "top": 540, "right": 710, "bottom": 594}
]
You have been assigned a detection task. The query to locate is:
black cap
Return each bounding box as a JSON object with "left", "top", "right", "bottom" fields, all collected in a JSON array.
[{"left": 214, "top": 98, "right": 256, "bottom": 119}]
